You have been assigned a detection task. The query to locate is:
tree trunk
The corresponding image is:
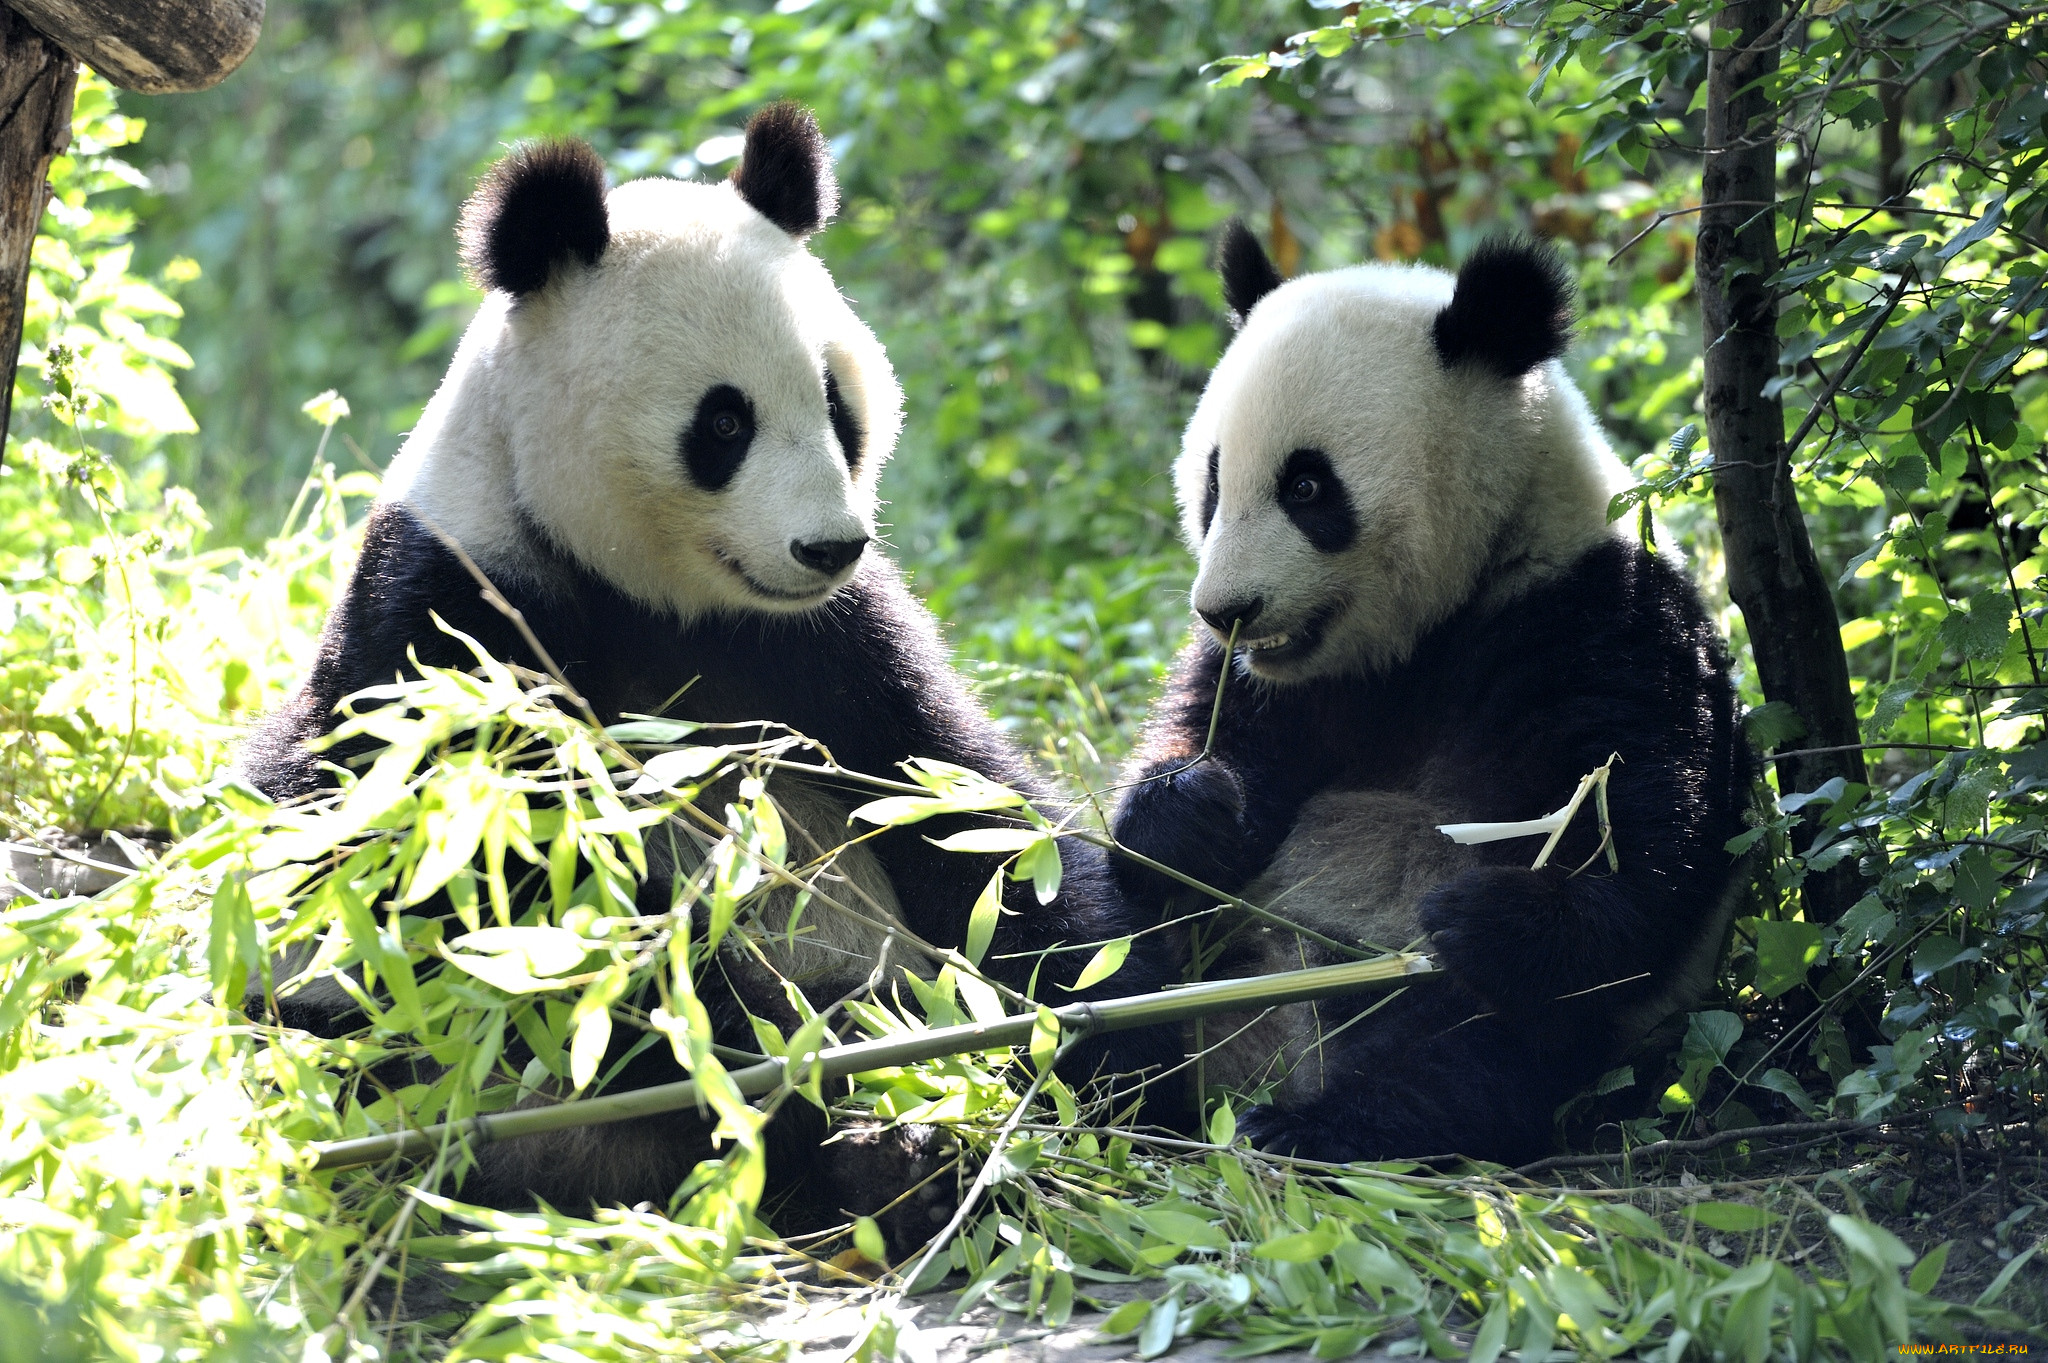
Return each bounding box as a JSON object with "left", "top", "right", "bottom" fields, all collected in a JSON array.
[
  {"left": 0, "top": 8, "right": 75, "bottom": 464},
  {"left": 1877, "top": 55, "right": 1906, "bottom": 203},
  {"left": 1699, "top": 0, "right": 1870, "bottom": 922}
]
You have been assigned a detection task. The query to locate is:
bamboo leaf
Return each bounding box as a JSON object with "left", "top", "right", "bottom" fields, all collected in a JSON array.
[
  {"left": 569, "top": 962, "right": 630, "bottom": 1092},
  {"left": 1014, "top": 832, "right": 1063, "bottom": 904},
  {"left": 1066, "top": 935, "right": 1131, "bottom": 992},
  {"left": 854, "top": 1216, "right": 888, "bottom": 1265},
  {"left": 1469, "top": 1298, "right": 1510, "bottom": 1363},
  {"left": 1137, "top": 1295, "right": 1179, "bottom": 1359},
  {"left": 929, "top": 827, "right": 1043, "bottom": 854},
  {"left": 964, "top": 869, "right": 1004, "bottom": 966},
  {"left": 1029, "top": 1005, "right": 1060, "bottom": 1073}
]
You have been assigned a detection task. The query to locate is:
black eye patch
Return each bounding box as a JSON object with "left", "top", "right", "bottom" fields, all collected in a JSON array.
[
  {"left": 680, "top": 383, "right": 756, "bottom": 490},
  {"left": 825, "top": 368, "right": 863, "bottom": 473},
  {"left": 1200, "top": 444, "right": 1220, "bottom": 536},
  {"left": 1276, "top": 448, "right": 1356, "bottom": 553}
]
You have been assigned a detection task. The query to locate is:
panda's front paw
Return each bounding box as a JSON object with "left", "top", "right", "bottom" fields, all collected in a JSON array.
[
  {"left": 1417, "top": 866, "right": 1569, "bottom": 1012},
  {"left": 1237, "top": 1104, "right": 1362, "bottom": 1164},
  {"left": 1109, "top": 760, "right": 1248, "bottom": 911},
  {"left": 816, "top": 1123, "right": 958, "bottom": 1260}
]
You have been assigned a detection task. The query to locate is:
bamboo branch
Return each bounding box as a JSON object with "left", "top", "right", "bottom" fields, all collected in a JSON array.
[
  {"left": 306, "top": 953, "right": 1440, "bottom": 1172},
  {"left": 1511, "top": 1118, "right": 1876, "bottom": 1176}
]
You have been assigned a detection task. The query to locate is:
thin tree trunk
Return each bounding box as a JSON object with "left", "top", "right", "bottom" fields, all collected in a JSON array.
[
  {"left": 0, "top": 10, "right": 76, "bottom": 465},
  {"left": 1699, "top": 0, "right": 1870, "bottom": 922},
  {"left": 1878, "top": 55, "right": 1906, "bottom": 203}
]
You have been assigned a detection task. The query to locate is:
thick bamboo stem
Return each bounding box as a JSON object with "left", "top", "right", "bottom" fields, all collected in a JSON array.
[{"left": 306, "top": 953, "right": 1439, "bottom": 1172}]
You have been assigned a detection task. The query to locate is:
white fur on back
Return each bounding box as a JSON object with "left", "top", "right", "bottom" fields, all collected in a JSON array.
[
  {"left": 1177, "top": 261, "right": 1630, "bottom": 679},
  {"left": 383, "top": 177, "right": 904, "bottom": 619}
]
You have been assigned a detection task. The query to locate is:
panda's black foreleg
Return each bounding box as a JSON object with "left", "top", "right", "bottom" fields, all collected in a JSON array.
[
  {"left": 1416, "top": 863, "right": 1690, "bottom": 1017},
  {"left": 1231, "top": 983, "right": 1591, "bottom": 1167},
  {"left": 1107, "top": 759, "right": 1252, "bottom": 915}
]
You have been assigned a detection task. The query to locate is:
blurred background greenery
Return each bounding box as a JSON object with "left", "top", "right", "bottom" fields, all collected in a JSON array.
[{"left": 67, "top": 0, "right": 1705, "bottom": 792}]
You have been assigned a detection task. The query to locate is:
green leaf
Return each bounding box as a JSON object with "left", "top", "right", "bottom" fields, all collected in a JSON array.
[
  {"left": 1067, "top": 935, "right": 1131, "bottom": 992},
  {"left": 568, "top": 962, "right": 631, "bottom": 1092},
  {"left": 1751, "top": 919, "right": 1824, "bottom": 998},
  {"left": 1975, "top": 1242, "right": 2038, "bottom": 1305},
  {"left": 1937, "top": 195, "right": 2005, "bottom": 259},
  {"left": 850, "top": 786, "right": 1025, "bottom": 826},
  {"left": 853, "top": 1216, "right": 888, "bottom": 1265},
  {"left": 785, "top": 1011, "right": 831, "bottom": 1109},
  {"left": 1208, "top": 1099, "right": 1236, "bottom": 1147},
  {"left": 1682, "top": 1010, "right": 1743, "bottom": 1068},
  {"left": 928, "top": 827, "right": 1044, "bottom": 854},
  {"left": 442, "top": 926, "right": 591, "bottom": 995},
  {"left": 1135, "top": 1208, "right": 1229, "bottom": 1250},
  {"left": 1743, "top": 700, "right": 1808, "bottom": 752},
  {"left": 1013, "top": 832, "right": 1063, "bottom": 905},
  {"left": 626, "top": 745, "right": 736, "bottom": 793},
  {"left": 1755, "top": 1068, "right": 1819, "bottom": 1117},
  {"left": 1908, "top": 1240, "right": 1951, "bottom": 1294},
  {"left": 963, "top": 868, "right": 1004, "bottom": 966},
  {"left": 604, "top": 718, "right": 700, "bottom": 744},
  {"left": 1137, "top": 1294, "right": 1179, "bottom": 1360},
  {"left": 1100, "top": 1298, "right": 1152, "bottom": 1338},
  {"left": 1029, "top": 1005, "right": 1061, "bottom": 1074},
  {"left": 1868, "top": 677, "right": 1920, "bottom": 735},
  {"left": 903, "top": 1246, "right": 953, "bottom": 1296},
  {"left": 1686, "top": 1202, "right": 1781, "bottom": 1232},
  {"left": 1828, "top": 1214, "right": 1915, "bottom": 1270},
  {"left": 1939, "top": 589, "right": 2014, "bottom": 663},
  {"left": 1253, "top": 1219, "right": 1344, "bottom": 1262},
  {"left": 1595, "top": 1065, "right": 1635, "bottom": 1096},
  {"left": 1469, "top": 1298, "right": 1509, "bottom": 1363}
]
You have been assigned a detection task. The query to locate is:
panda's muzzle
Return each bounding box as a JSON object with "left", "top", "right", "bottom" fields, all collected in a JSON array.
[{"left": 1218, "top": 599, "right": 1341, "bottom": 674}]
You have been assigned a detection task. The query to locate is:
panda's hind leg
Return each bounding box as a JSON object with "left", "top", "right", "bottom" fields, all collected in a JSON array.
[{"left": 1230, "top": 981, "right": 1581, "bottom": 1168}]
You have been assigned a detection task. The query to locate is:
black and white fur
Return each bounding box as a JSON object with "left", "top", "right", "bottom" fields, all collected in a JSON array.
[
  {"left": 1110, "top": 226, "right": 1752, "bottom": 1166},
  {"left": 244, "top": 106, "right": 1173, "bottom": 1231}
]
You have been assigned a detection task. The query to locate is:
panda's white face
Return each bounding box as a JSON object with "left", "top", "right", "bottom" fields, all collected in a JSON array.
[
  {"left": 383, "top": 113, "right": 903, "bottom": 623},
  {"left": 1177, "top": 252, "right": 1628, "bottom": 684},
  {"left": 494, "top": 181, "right": 896, "bottom": 616}
]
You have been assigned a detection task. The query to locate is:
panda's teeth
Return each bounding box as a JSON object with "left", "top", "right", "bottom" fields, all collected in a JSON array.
[{"left": 1240, "top": 632, "right": 1290, "bottom": 651}]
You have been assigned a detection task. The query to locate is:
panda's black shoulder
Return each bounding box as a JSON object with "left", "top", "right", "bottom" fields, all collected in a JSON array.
[
  {"left": 1508, "top": 536, "right": 1728, "bottom": 664},
  {"left": 761, "top": 558, "right": 1046, "bottom": 794},
  {"left": 1465, "top": 536, "right": 1747, "bottom": 775},
  {"left": 239, "top": 503, "right": 547, "bottom": 800}
]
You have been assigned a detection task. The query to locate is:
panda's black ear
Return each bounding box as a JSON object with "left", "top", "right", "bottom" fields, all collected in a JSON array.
[
  {"left": 1432, "top": 237, "right": 1575, "bottom": 378},
  {"left": 732, "top": 102, "right": 839, "bottom": 238},
  {"left": 458, "top": 139, "right": 610, "bottom": 297},
  {"left": 1219, "top": 219, "right": 1282, "bottom": 327}
]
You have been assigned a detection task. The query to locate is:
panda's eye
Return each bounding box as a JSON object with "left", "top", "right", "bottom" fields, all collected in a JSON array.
[
  {"left": 1286, "top": 476, "right": 1321, "bottom": 504},
  {"left": 681, "top": 384, "right": 757, "bottom": 490}
]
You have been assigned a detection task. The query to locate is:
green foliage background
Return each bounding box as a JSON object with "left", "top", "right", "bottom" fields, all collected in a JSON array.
[{"left": 1, "top": 0, "right": 2045, "bottom": 1357}]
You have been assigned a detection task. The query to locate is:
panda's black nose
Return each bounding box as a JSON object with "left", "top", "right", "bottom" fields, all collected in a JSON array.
[
  {"left": 1197, "top": 598, "right": 1264, "bottom": 635},
  {"left": 790, "top": 536, "right": 868, "bottom": 575}
]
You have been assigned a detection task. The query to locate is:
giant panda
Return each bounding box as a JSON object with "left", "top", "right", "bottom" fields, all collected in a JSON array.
[
  {"left": 1109, "top": 225, "right": 1753, "bottom": 1167},
  {"left": 243, "top": 105, "right": 1173, "bottom": 1233}
]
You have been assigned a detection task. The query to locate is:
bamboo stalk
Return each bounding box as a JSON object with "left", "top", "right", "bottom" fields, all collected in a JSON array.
[{"left": 306, "top": 953, "right": 1438, "bottom": 1172}]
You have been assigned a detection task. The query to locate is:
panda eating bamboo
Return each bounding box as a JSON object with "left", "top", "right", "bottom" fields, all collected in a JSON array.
[
  {"left": 1110, "top": 226, "right": 1754, "bottom": 1166},
  {"left": 243, "top": 105, "right": 1175, "bottom": 1233}
]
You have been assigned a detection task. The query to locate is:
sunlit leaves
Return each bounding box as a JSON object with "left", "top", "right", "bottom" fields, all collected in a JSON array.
[
  {"left": 1067, "top": 934, "right": 1132, "bottom": 992},
  {"left": 964, "top": 868, "right": 1005, "bottom": 966},
  {"left": 441, "top": 925, "right": 590, "bottom": 993}
]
